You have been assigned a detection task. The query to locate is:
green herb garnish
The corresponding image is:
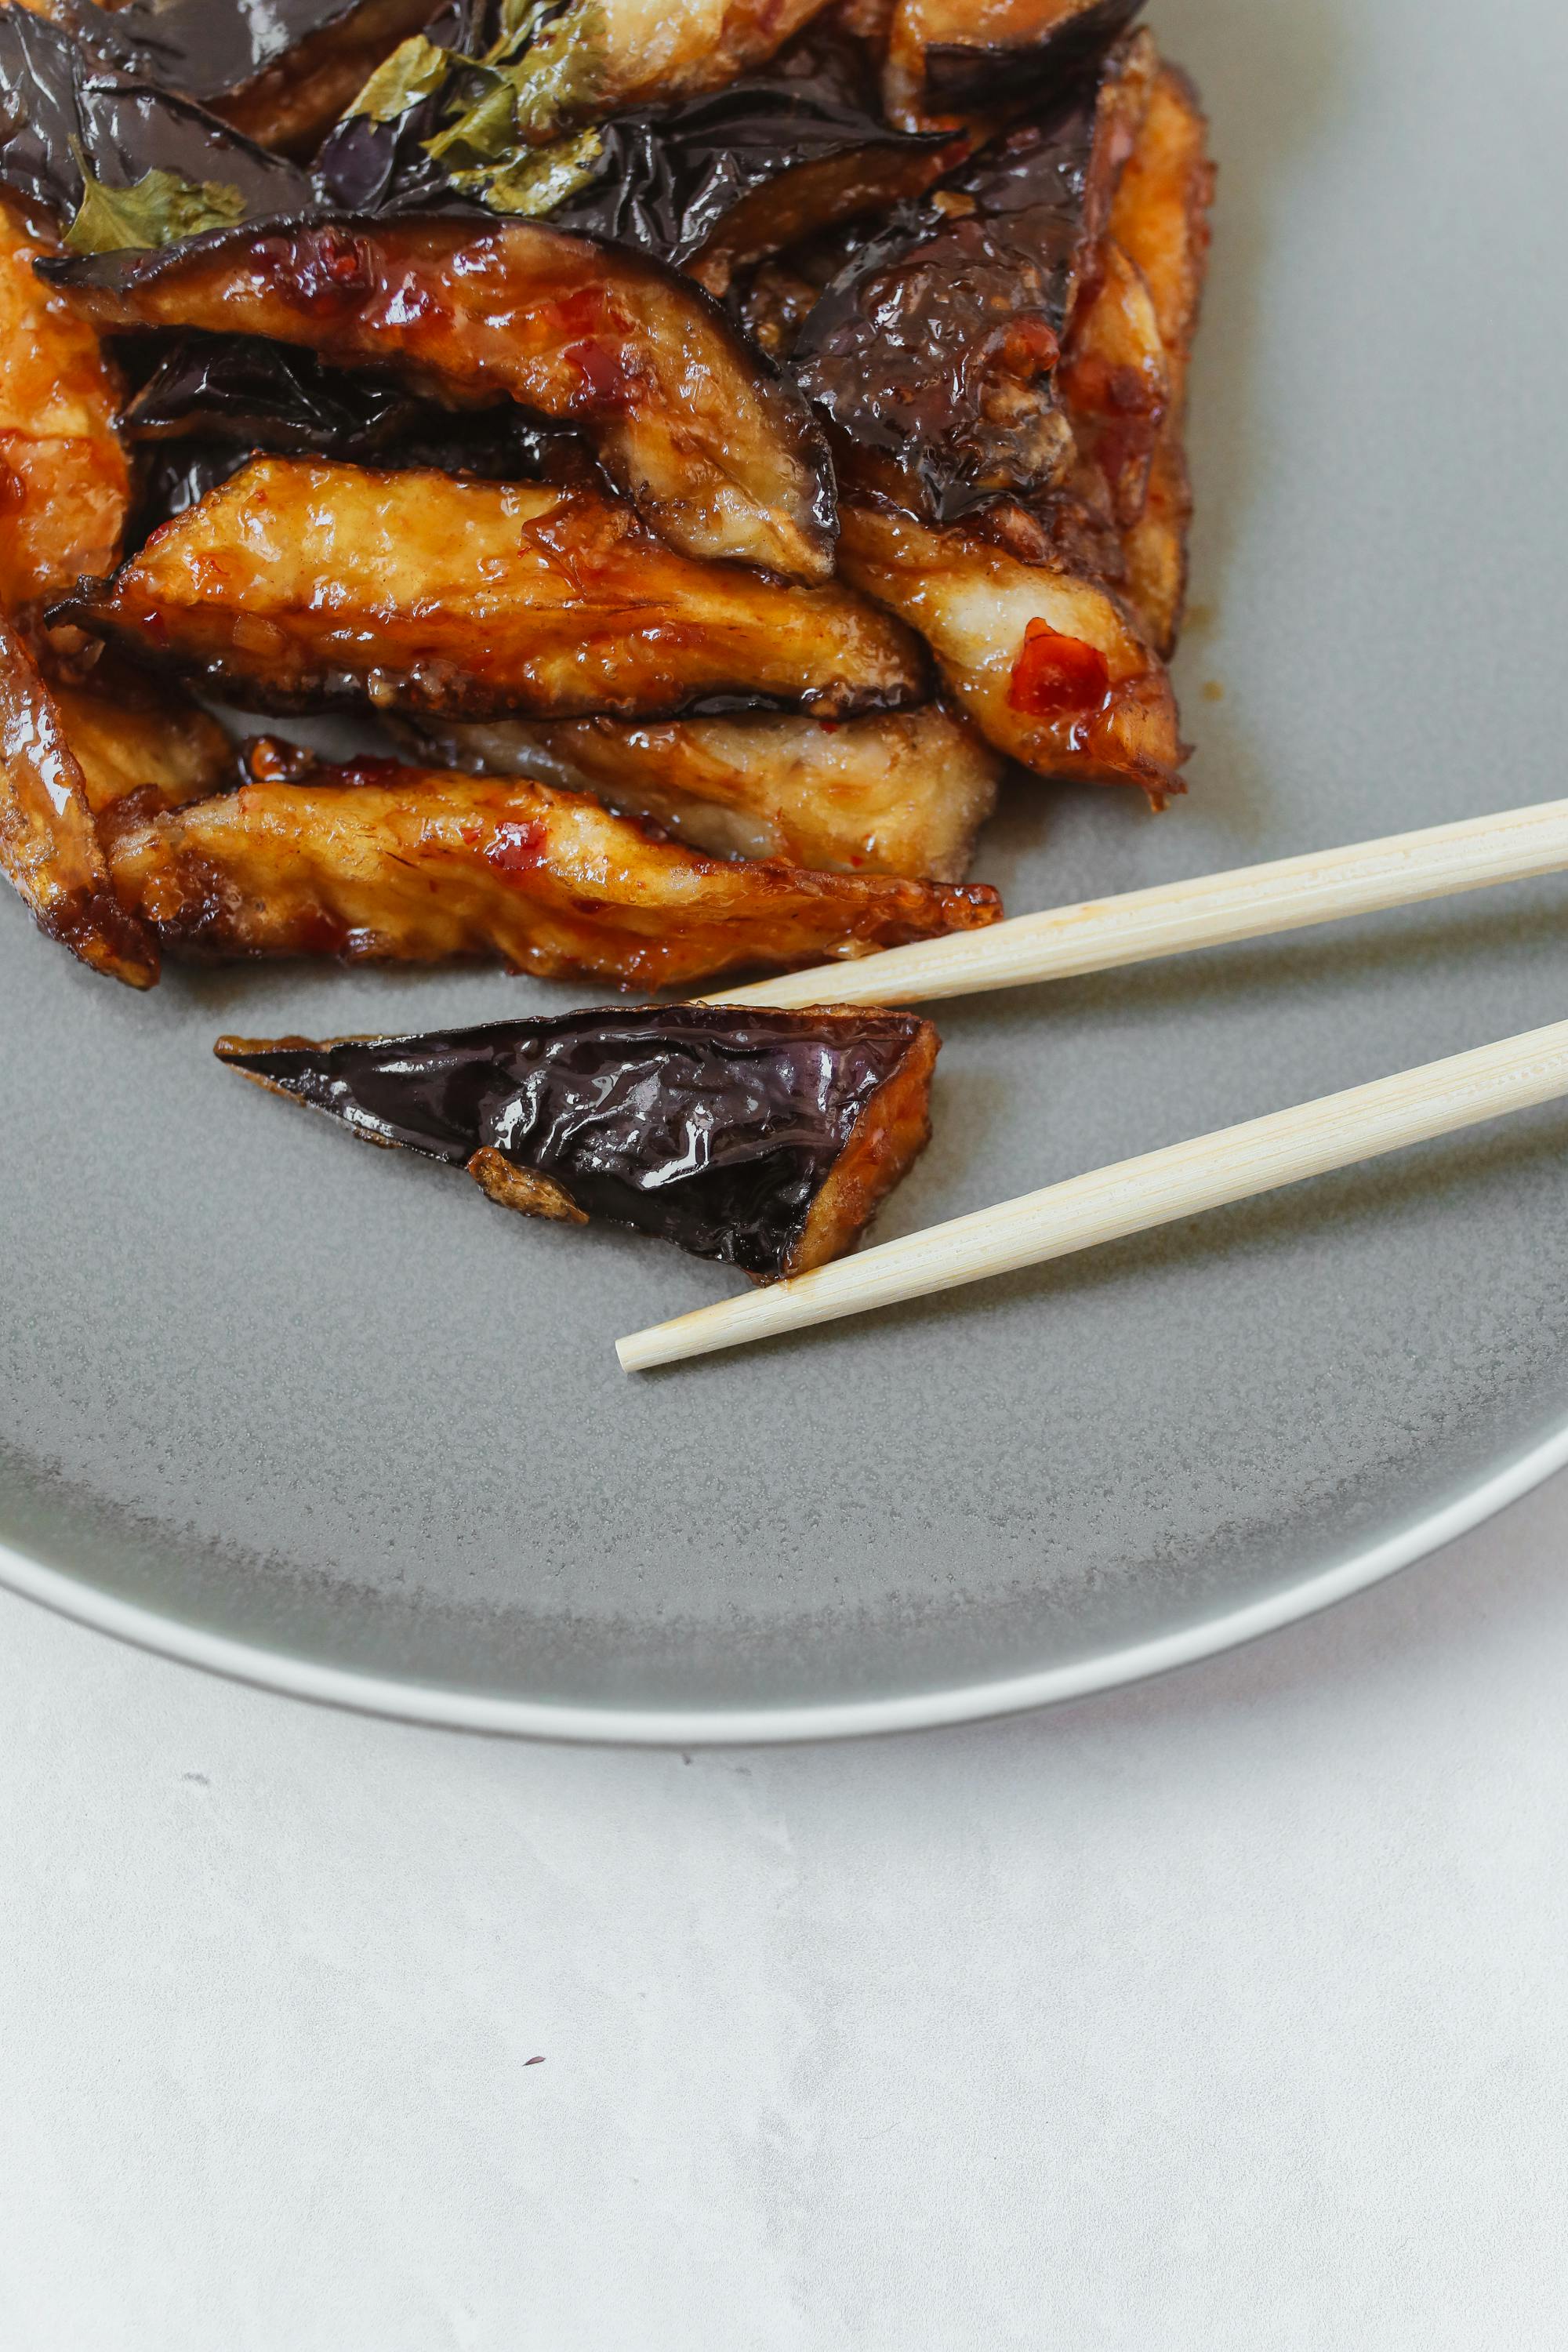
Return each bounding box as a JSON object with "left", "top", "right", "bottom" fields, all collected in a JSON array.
[
  {"left": 64, "top": 160, "right": 249, "bottom": 256},
  {"left": 447, "top": 125, "right": 605, "bottom": 216},
  {"left": 343, "top": 31, "right": 455, "bottom": 125}
]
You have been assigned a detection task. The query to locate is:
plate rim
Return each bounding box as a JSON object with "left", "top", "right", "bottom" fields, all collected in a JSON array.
[{"left": 2, "top": 1410, "right": 1563, "bottom": 1744}]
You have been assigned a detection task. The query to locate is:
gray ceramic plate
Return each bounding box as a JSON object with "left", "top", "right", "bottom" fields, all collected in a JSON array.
[{"left": 5, "top": 0, "right": 1567, "bottom": 1743}]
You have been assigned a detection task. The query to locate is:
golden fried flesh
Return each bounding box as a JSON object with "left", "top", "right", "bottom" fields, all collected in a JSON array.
[
  {"left": 568, "top": 0, "right": 838, "bottom": 113},
  {"left": 415, "top": 704, "right": 1000, "bottom": 880},
  {"left": 64, "top": 459, "right": 923, "bottom": 725},
  {"left": 106, "top": 757, "right": 1002, "bottom": 990},
  {"left": 53, "top": 659, "right": 234, "bottom": 818},
  {"left": 837, "top": 503, "right": 1182, "bottom": 799},
  {"left": 0, "top": 611, "right": 158, "bottom": 986},
  {"left": 0, "top": 194, "right": 128, "bottom": 610},
  {"left": 50, "top": 216, "right": 836, "bottom": 581},
  {"left": 1105, "top": 64, "right": 1214, "bottom": 653}
]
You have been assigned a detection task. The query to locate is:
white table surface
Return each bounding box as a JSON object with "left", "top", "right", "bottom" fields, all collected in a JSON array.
[{"left": 4, "top": 1473, "right": 1566, "bottom": 2350}]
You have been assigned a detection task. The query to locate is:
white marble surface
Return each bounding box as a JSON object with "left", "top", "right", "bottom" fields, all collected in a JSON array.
[{"left": 4, "top": 1478, "right": 1567, "bottom": 2350}]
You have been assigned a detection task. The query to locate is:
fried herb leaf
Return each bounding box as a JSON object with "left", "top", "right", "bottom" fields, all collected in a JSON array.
[
  {"left": 64, "top": 159, "right": 250, "bottom": 255},
  {"left": 349, "top": 31, "right": 456, "bottom": 122}
]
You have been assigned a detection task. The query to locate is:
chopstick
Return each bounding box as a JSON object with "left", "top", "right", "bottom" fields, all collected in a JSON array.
[
  {"left": 617, "top": 1015, "right": 1568, "bottom": 1370},
  {"left": 705, "top": 797, "right": 1568, "bottom": 1011}
]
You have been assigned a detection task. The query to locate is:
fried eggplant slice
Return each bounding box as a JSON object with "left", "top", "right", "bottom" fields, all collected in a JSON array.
[
  {"left": 0, "top": 192, "right": 129, "bottom": 605},
  {"left": 51, "top": 655, "right": 234, "bottom": 817},
  {"left": 882, "top": 0, "right": 1142, "bottom": 127},
  {"left": 48, "top": 213, "right": 837, "bottom": 578},
  {"left": 107, "top": 757, "right": 1000, "bottom": 987},
  {"left": 118, "top": 333, "right": 591, "bottom": 543},
  {"left": 416, "top": 703, "right": 1000, "bottom": 878},
  {"left": 63, "top": 457, "right": 920, "bottom": 722},
  {"left": 321, "top": 11, "right": 949, "bottom": 290},
  {"left": 0, "top": 8, "right": 312, "bottom": 239},
  {"left": 461, "top": 0, "right": 843, "bottom": 131},
  {"left": 34, "top": 0, "right": 435, "bottom": 156},
  {"left": 216, "top": 1000, "right": 939, "bottom": 1280},
  {"left": 1055, "top": 234, "right": 1168, "bottom": 532},
  {"left": 1104, "top": 60, "right": 1212, "bottom": 652},
  {"left": 838, "top": 499, "right": 1181, "bottom": 797},
  {"left": 525, "top": 31, "right": 954, "bottom": 294},
  {"left": 0, "top": 607, "right": 158, "bottom": 983},
  {"left": 792, "top": 31, "right": 1153, "bottom": 525}
]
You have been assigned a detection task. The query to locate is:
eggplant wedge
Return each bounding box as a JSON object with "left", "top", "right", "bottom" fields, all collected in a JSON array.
[
  {"left": 415, "top": 704, "right": 1000, "bottom": 879},
  {"left": 61, "top": 457, "right": 921, "bottom": 722},
  {"left": 837, "top": 500, "right": 1181, "bottom": 798},
  {"left": 321, "top": 12, "right": 950, "bottom": 292},
  {"left": 442, "top": 0, "right": 844, "bottom": 132},
  {"left": 52, "top": 654, "right": 234, "bottom": 818},
  {"left": 0, "top": 192, "right": 129, "bottom": 605},
  {"left": 792, "top": 32, "right": 1153, "bottom": 525},
  {"left": 1053, "top": 235, "right": 1168, "bottom": 532},
  {"left": 107, "top": 754, "right": 1000, "bottom": 987},
  {"left": 0, "top": 609, "right": 159, "bottom": 985},
  {"left": 882, "top": 0, "right": 1143, "bottom": 127},
  {"left": 34, "top": 0, "right": 435, "bottom": 156},
  {"left": 118, "top": 332, "right": 591, "bottom": 544},
  {"left": 48, "top": 214, "right": 837, "bottom": 579},
  {"left": 0, "top": 8, "right": 312, "bottom": 239},
  {"left": 216, "top": 1000, "right": 939, "bottom": 1281},
  {"left": 524, "top": 33, "right": 956, "bottom": 295},
  {"left": 1103, "top": 61, "right": 1213, "bottom": 652}
]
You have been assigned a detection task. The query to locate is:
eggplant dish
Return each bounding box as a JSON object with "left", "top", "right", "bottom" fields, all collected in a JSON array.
[{"left": 0, "top": 0, "right": 1213, "bottom": 1278}]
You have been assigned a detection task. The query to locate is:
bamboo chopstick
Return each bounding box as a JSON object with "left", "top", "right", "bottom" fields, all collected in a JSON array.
[
  {"left": 705, "top": 797, "right": 1568, "bottom": 1011},
  {"left": 617, "top": 1015, "right": 1568, "bottom": 1370}
]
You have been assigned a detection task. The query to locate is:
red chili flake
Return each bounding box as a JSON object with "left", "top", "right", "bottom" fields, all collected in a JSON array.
[
  {"left": 563, "top": 339, "right": 633, "bottom": 411},
  {"left": 485, "top": 818, "right": 547, "bottom": 880},
  {"left": 1008, "top": 620, "right": 1111, "bottom": 717},
  {"left": 996, "top": 316, "right": 1061, "bottom": 380},
  {"left": 325, "top": 756, "right": 403, "bottom": 790}
]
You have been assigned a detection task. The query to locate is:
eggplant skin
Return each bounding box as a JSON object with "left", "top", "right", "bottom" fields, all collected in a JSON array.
[
  {"left": 0, "top": 8, "right": 312, "bottom": 234},
  {"left": 0, "top": 607, "right": 159, "bottom": 985},
  {"left": 107, "top": 756, "right": 1001, "bottom": 990},
  {"left": 541, "top": 31, "right": 953, "bottom": 291},
  {"left": 37, "top": 0, "right": 435, "bottom": 155},
  {"left": 61, "top": 457, "right": 922, "bottom": 724},
  {"left": 323, "top": 13, "right": 947, "bottom": 285},
  {"left": 118, "top": 333, "right": 590, "bottom": 546},
  {"left": 0, "top": 192, "right": 129, "bottom": 606},
  {"left": 414, "top": 704, "right": 1001, "bottom": 880},
  {"left": 837, "top": 500, "right": 1182, "bottom": 799},
  {"left": 46, "top": 214, "right": 837, "bottom": 581},
  {"left": 792, "top": 34, "right": 1153, "bottom": 526},
  {"left": 215, "top": 1002, "right": 940, "bottom": 1281}
]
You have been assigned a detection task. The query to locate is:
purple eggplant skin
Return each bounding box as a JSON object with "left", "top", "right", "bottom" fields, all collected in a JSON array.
[
  {"left": 791, "top": 64, "right": 1112, "bottom": 524},
  {"left": 481, "top": 32, "right": 946, "bottom": 271},
  {"left": 313, "top": 0, "right": 478, "bottom": 215},
  {"left": 923, "top": 0, "right": 1143, "bottom": 111},
  {"left": 216, "top": 1004, "right": 939, "bottom": 1280},
  {"left": 0, "top": 9, "right": 311, "bottom": 234},
  {"left": 320, "top": 13, "right": 943, "bottom": 271},
  {"left": 38, "top": 0, "right": 402, "bottom": 108},
  {"left": 118, "top": 334, "right": 588, "bottom": 548}
]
